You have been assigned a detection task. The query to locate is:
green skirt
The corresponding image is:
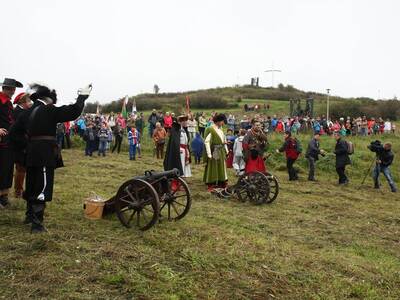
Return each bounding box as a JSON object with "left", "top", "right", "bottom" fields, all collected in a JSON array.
[{"left": 203, "top": 148, "right": 228, "bottom": 184}]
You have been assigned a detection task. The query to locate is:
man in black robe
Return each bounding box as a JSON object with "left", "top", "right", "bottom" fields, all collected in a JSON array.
[
  {"left": 163, "top": 116, "right": 185, "bottom": 176},
  {"left": 10, "top": 83, "right": 92, "bottom": 233},
  {"left": 0, "top": 78, "right": 23, "bottom": 208}
]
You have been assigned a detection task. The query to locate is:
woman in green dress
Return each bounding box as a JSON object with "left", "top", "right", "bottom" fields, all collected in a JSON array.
[{"left": 203, "top": 114, "right": 228, "bottom": 191}]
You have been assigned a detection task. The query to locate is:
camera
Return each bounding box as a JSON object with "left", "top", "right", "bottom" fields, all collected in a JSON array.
[{"left": 368, "top": 140, "right": 382, "bottom": 152}]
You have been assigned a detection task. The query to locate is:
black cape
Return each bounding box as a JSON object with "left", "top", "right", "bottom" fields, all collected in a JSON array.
[{"left": 163, "top": 122, "right": 183, "bottom": 176}]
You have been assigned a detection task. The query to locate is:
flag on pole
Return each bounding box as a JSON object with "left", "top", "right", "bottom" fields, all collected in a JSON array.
[
  {"left": 132, "top": 98, "right": 137, "bottom": 115},
  {"left": 185, "top": 95, "right": 190, "bottom": 113},
  {"left": 121, "top": 95, "right": 128, "bottom": 119}
]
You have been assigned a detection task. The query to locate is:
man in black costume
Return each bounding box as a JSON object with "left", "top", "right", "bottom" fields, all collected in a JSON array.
[
  {"left": 0, "top": 78, "right": 23, "bottom": 207},
  {"left": 163, "top": 115, "right": 191, "bottom": 177},
  {"left": 10, "top": 83, "right": 92, "bottom": 233}
]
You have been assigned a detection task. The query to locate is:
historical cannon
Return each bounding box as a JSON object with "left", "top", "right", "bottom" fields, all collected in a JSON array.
[
  {"left": 214, "top": 171, "right": 279, "bottom": 205},
  {"left": 105, "top": 168, "right": 191, "bottom": 231}
]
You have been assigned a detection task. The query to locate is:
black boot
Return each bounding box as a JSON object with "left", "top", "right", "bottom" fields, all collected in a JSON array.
[
  {"left": 0, "top": 195, "right": 10, "bottom": 208},
  {"left": 390, "top": 184, "right": 397, "bottom": 193},
  {"left": 23, "top": 202, "right": 33, "bottom": 224},
  {"left": 31, "top": 203, "right": 47, "bottom": 234},
  {"left": 374, "top": 181, "right": 380, "bottom": 189}
]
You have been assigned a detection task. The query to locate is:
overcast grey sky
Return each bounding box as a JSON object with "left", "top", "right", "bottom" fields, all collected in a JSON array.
[{"left": 1, "top": 0, "right": 399, "bottom": 104}]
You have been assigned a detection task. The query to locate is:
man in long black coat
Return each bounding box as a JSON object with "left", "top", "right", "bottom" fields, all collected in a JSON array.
[
  {"left": 163, "top": 118, "right": 184, "bottom": 176},
  {"left": 333, "top": 132, "right": 351, "bottom": 185},
  {"left": 10, "top": 83, "right": 91, "bottom": 233}
]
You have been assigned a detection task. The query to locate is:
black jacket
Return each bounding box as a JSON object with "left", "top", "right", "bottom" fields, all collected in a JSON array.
[
  {"left": 334, "top": 138, "right": 351, "bottom": 167},
  {"left": 10, "top": 98, "right": 85, "bottom": 168},
  {"left": 369, "top": 143, "right": 394, "bottom": 167},
  {"left": 306, "top": 138, "right": 320, "bottom": 160},
  {"left": 163, "top": 122, "right": 184, "bottom": 175},
  {"left": 9, "top": 101, "right": 42, "bottom": 153}
]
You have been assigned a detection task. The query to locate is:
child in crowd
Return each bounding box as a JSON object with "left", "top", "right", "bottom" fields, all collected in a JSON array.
[
  {"left": 191, "top": 132, "right": 204, "bottom": 164},
  {"left": 98, "top": 122, "right": 109, "bottom": 157},
  {"left": 226, "top": 128, "right": 236, "bottom": 168},
  {"left": 233, "top": 129, "right": 246, "bottom": 176},
  {"left": 128, "top": 126, "right": 140, "bottom": 160},
  {"left": 83, "top": 123, "right": 96, "bottom": 156}
]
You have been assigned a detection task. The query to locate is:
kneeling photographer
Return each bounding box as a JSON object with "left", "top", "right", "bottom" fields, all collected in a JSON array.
[{"left": 368, "top": 140, "right": 397, "bottom": 193}]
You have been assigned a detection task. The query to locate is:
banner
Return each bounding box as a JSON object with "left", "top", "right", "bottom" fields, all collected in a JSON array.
[
  {"left": 185, "top": 95, "right": 190, "bottom": 113},
  {"left": 121, "top": 95, "right": 128, "bottom": 119},
  {"left": 132, "top": 98, "right": 137, "bottom": 115}
]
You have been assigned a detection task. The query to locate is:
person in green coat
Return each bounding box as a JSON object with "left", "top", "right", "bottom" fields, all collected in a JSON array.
[{"left": 203, "top": 114, "right": 228, "bottom": 191}]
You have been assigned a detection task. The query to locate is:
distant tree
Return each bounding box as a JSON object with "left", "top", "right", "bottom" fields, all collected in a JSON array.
[
  {"left": 153, "top": 84, "right": 160, "bottom": 94},
  {"left": 278, "top": 83, "right": 285, "bottom": 90},
  {"left": 285, "top": 85, "right": 296, "bottom": 92}
]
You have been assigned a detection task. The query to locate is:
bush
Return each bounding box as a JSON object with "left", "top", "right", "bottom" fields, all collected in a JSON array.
[{"left": 330, "top": 99, "right": 400, "bottom": 120}]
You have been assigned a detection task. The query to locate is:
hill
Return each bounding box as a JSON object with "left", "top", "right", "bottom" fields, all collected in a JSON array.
[{"left": 84, "top": 85, "right": 400, "bottom": 120}]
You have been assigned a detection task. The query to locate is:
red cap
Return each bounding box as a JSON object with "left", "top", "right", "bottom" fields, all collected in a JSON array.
[{"left": 13, "top": 92, "right": 28, "bottom": 105}]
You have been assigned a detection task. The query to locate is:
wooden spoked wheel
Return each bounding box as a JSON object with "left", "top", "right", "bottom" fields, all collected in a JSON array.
[
  {"left": 160, "top": 177, "right": 191, "bottom": 221},
  {"left": 263, "top": 172, "right": 279, "bottom": 203},
  {"left": 114, "top": 179, "right": 160, "bottom": 231},
  {"left": 235, "top": 172, "right": 270, "bottom": 205}
]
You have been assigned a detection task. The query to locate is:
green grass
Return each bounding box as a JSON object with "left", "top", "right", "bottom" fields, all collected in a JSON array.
[{"left": 1, "top": 130, "right": 399, "bottom": 299}]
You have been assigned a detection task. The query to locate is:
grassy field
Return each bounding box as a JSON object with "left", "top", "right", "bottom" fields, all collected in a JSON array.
[{"left": 0, "top": 131, "right": 399, "bottom": 299}]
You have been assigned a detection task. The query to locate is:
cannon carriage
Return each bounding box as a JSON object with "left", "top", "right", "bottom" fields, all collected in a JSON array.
[
  {"left": 215, "top": 171, "right": 279, "bottom": 205},
  {"left": 107, "top": 168, "right": 191, "bottom": 231}
]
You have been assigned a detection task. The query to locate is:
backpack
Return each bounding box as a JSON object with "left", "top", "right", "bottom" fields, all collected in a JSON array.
[
  {"left": 294, "top": 138, "right": 302, "bottom": 154},
  {"left": 346, "top": 141, "right": 354, "bottom": 155}
]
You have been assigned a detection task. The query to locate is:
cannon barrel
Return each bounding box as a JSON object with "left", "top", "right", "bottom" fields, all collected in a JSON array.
[{"left": 134, "top": 168, "right": 180, "bottom": 181}]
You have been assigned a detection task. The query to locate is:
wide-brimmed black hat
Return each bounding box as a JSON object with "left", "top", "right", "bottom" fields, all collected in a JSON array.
[{"left": 0, "top": 78, "right": 23, "bottom": 88}]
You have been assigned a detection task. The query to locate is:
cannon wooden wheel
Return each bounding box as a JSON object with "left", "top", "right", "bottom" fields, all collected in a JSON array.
[
  {"left": 263, "top": 172, "right": 279, "bottom": 203},
  {"left": 160, "top": 177, "right": 191, "bottom": 221},
  {"left": 114, "top": 178, "right": 160, "bottom": 231},
  {"left": 235, "top": 172, "right": 270, "bottom": 205}
]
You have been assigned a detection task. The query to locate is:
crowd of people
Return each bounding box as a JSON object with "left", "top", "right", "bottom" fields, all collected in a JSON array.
[
  {"left": 0, "top": 76, "right": 397, "bottom": 235},
  {"left": 52, "top": 108, "right": 398, "bottom": 195}
]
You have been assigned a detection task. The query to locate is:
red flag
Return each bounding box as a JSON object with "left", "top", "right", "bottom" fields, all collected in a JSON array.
[{"left": 185, "top": 95, "right": 190, "bottom": 113}]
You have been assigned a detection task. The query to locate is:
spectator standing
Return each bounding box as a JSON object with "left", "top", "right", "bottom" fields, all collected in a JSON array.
[
  {"left": 384, "top": 119, "right": 391, "bottom": 133},
  {"left": 361, "top": 116, "right": 368, "bottom": 136},
  {"left": 163, "top": 112, "right": 173, "bottom": 133},
  {"left": 128, "top": 126, "right": 140, "bottom": 160},
  {"left": 191, "top": 132, "right": 204, "bottom": 164},
  {"left": 135, "top": 112, "right": 145, "bottom": 137},
  {"left": 56, "top": 123, "right": 65, "bottom": 149},
  {"left": 333, "top": 131, "right": 351, "bottom": 185},
  {"left": 198, "top": 113, "right": 207, "bottom": 137},
  {"left": 83, "top": 123, "right": 96, "bottom": 156},
  {"left": 305, "top": 133, "right": 325, "bottom": 181},
  {"left": 112, "top": 123, "right": 123, "bottom": 154},
  {"left": 277, "top": 131, "right": 301, "bottom": 181},
  {"left": 64, "top": 121, "right": 71, "bottom": 148},
  {"left": 148, "top": 109, "right": 158, "bottom": 138},
  {"left": 233, "top": 129, "right": 246, "bottom": 176},
  {"left": 152, "top": 122, "right": 167, "bottom": 159},
  {"left": 187, "top": 116, "right": 197, "bottom": 140},
  {"left": 97, "top": 123, "right": 109, "bottom": 157}
]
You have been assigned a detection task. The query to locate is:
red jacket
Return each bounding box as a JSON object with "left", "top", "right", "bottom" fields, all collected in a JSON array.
[
  {"left": 164, "top": 115, "right": 173, "bottom": 128},
  {"left": 280, "top": 137, "right": 299, "bottom": 160}
]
